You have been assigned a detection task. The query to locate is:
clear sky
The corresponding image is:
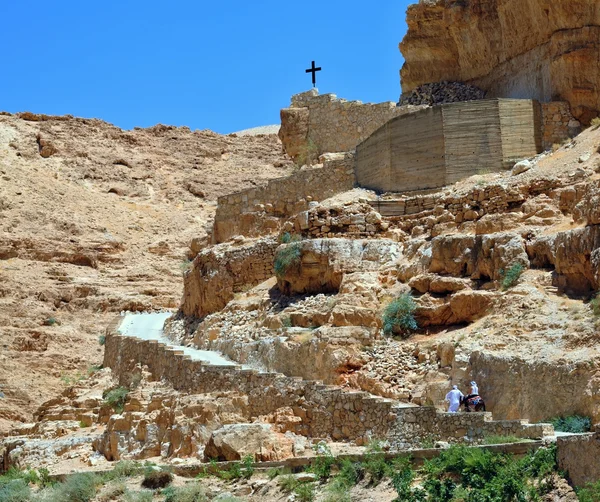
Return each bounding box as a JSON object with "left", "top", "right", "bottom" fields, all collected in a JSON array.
[{"left": 0, "top": 1, "right": 411, "bottom": 134}]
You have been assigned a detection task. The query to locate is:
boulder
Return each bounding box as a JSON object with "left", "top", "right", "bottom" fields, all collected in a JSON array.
[
  {"left": 203, "top": 423, "right": 298, "bottom": 462},
  {"left": 512, "top": 160, "right": 532, "bottom": 175}
]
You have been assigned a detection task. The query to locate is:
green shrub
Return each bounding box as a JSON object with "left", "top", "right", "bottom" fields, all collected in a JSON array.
[
  {"left": 45, "top": 317, "right": 58, "bottom": 326},
  {"left": 0, "top": 479, "right": 31, "bottom": 502},
  {"left": 267, "top": 467, "right": 283, "bottom": 480},
  {"left": 103, "top": 386, "right": 129, "bottom": 414},
  {"left": 241, "top": 454, "right": 254, "bottom": 479},
  {"left": 550, "top": 415, "right": 592, "bottom": 433},
  {"left": 336, "top": 459, "right": 363, "bottom": 487},
  {"left": 590, "top": 117, "right": 600, "bottom": 130},
  {"left": 274, "top": 242, "right": 302, "bottom": 278},
  {"left": 293, "top": 482, "right": 316, "bottom": 502},
  {"left": 162, "top": 483, "right": 208, "bottom": 502},
  {"left": 590, "top": 295, "right": 600, "bottom": 316},
  {"left": 48, "top": 472, "right": 98, "bottom": 502},
  {"left": 577, "top": 479, "right": 600, "bottom": 502},
  {"left": 124, "top": 490, "right": 154, "bottom": 502},
  {"left": 500, "top": 263, "right": 524, "bottom": 290},
  {"left": 382, "top": 293, "right": 418, "bottom": 337},
  {"left": 280, "top": 232, "right": 302, "bottom": 244},
  {"left": 98, "top": 335, "right": 106, "bottom": 346},
  {"left": 279, "top": 474, "right": 299, "bottom": 493},
  {"left": 141, "top": 470, "right": 173, "bottom": 489}
]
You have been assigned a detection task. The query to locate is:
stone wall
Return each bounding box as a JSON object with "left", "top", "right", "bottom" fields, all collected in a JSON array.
[
  {"left": 103, "top": 331, "right": 396, "bottom": 443},
  {"left": 390, "top": 407, "right": 553, "bottom": 449},
  {"left": 181, "top": 238, "right": 278, "bottom": 319},
  {"left": 212, "top": 153, "right": 356, "bottom": 244},
  {"left": 279, "top": 89, "right": 424, "bottom": 158},
  {"left": 540, "top": 102, "right": 582, "bottom": 150},
  {"left": 355, "top": 99, "right": 542, "bottom": 193},
  {"left": 557, "top": 432, "right": 600, "bottom": 488},
  {"left": 104, "top": 328, "right": 554, "bottom": 446}
]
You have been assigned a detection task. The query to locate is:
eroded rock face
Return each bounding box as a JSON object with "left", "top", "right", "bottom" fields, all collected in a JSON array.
[
  {"left": 276, "top": 238, "right": 400, "bottom": 295},
  {"left": 527, "top": 225, "right": 600, "bottom": 295},
  {"left": 181, "top": 238, "right": 278, "bottom": 318},
  {"left": 400, "top": 0, "right": 600, "bottom": 123},
  {"left": 429, "top": 232, "right": 529, "bottom": 281}
]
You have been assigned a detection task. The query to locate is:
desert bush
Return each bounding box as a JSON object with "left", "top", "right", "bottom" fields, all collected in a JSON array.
[
  {"left": 293, "top": 482, "right": 316, "bottom": 502},
  {"left": 141, "top": 470, "right": 173, "bottom": 489},
  {"left": 279, "top": 474, "right": 299, "bottom": 493},
  {"left": 499, "top": 262, "right": 524, "bottom": 290},
  {"left": 98, "top": 335, "right": 106, "bottom": 346},
  {"left": 45, "top": 472, "right": 98, "bottom": 502},
  {"left": 274, "top": 242, "right": 302, "bottom": 278},
  {"left": 280, "top": 232, "right": 302, "bottom": 244},
  {"left": 103, "top": 386, "right": 129, "bottom": 414},
  {"left": 590, "top": 117, "right": 600, "bottom": 130},
  {"left": 124, "top": 490, "right": 153, "bottom": 502},
  {"left": 162, "top": 483, "right": 208, "bottom": 502},
  {"left": 550, "top": 415, "right": 591, "bottom": 433},
  {"left": 0, "top": 479, "right": 31, "bottom": 502},
  {"left": 382, "top": 293, "right": 418, "bottom": 337},
  {"left": 482, "top": 435, "right": 525, "bottom": 445}
]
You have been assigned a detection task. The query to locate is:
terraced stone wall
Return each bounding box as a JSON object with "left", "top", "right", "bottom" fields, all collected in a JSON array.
[
  {"left": 212, "top": 153, "right": 356, "bottom": 244},
  {"left": 104, "top": 329, "right": 554, "bottom": 447}
]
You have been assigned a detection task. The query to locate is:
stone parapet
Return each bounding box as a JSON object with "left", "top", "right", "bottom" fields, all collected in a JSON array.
[
  {"left": 557, "top": 432, "right": 600, "bottom": 488},
  {"left": 390, "top": 407, "right": 553, "bottom": 449},
  {"left": 212, "top": 153, "right": 356, "bottom": 244}
]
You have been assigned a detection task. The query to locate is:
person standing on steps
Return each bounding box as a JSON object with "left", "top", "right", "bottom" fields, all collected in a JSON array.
[{"left": 445, "top": 385, "right": 464, "bottom": 413}]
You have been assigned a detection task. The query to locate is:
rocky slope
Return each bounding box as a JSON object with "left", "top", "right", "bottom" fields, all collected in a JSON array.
[
  {"left": 400, "top": 0, "right": 600, "bottom": 123},
  {"left": 0, "top": 111, "right": 293, "bottom": 433}
]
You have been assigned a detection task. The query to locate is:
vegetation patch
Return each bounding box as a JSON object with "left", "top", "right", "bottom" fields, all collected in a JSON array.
[
  {"left": 550, "top": 414, "right": 592, "bottom": 433},
  {"left": 274, "top": 242, "right": 302, "bottom": 278},
  {"left": 500, "top": 262, "right": 524, "bottom": 290},
  {"left": 141, "top": 470, "right": 173, "bottom": 489},
  {"left": 382, "top": 293, "right": 418, "bottom": 337},
  {"left": 280, "top": 232, "right": 302, "bottom": 244},
  {"left": 590, "top": 294, "right": 600, "bottom": 316},
  {"left": 162, "top": 483, "right": 208, "bottom": 502},
  {"left": 103, "top": 386, "right": 130, "bottom": 414}
]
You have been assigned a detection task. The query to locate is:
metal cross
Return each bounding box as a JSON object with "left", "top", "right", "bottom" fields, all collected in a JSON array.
[{"left": 305, "top": 61, "right": 322, "bottom": 87}]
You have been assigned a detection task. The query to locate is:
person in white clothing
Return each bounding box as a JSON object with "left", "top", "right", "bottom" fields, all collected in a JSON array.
[
  {"left": 470, "top": 381, "right": 479, "bottom": 396},
  {"left": 445, "top": 385, "right": 464, "bottom": 413}
]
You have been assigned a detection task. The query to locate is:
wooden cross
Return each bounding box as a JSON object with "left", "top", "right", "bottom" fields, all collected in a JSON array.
[{"left": 305, "top": 61, "right": 321, "bottom": 87}]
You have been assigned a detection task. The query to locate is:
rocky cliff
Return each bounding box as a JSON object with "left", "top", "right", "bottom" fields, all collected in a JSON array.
[{"left": 400, "top": 0, "right": 600, "bottom": 123}]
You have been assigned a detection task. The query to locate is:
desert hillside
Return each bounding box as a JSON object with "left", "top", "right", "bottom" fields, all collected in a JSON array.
[{"left": 0, "top": 111, "right": 293, "bottom": 432}]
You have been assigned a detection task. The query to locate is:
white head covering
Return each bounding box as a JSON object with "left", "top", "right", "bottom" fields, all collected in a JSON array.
[{"left": 452, "top": 385, "right": 458, "bottom": 390}]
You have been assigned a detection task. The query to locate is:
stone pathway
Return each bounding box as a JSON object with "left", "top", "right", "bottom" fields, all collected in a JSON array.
[{"left": 117, "top": 312, "right": 244, "bottom": 367}]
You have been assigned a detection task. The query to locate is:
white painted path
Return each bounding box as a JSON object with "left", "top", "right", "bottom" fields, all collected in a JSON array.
[{"left": 117, "top": 312, "right": 241, "bottom": 367}]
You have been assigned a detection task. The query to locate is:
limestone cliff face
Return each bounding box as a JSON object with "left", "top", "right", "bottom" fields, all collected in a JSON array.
[{"left": 400, "top": 0, "right": 600, "bottom": 123}]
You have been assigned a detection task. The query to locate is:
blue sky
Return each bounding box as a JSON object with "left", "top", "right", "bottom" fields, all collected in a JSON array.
[{"left": 0, "top": 1, "right": 411, "bottom": 134}]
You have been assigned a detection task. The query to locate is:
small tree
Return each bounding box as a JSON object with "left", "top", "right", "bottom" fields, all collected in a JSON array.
[
  {"left": 500, "top": 263, "right": 524, "bottom": 290},
  {"left": 382, "top": 293, "right": 418, "bottom": 338}
]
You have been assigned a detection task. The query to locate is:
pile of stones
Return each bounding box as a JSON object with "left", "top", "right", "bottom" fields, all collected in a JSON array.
[{"left": 399, "top": 81, "right": 486, "bottom": 107}]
